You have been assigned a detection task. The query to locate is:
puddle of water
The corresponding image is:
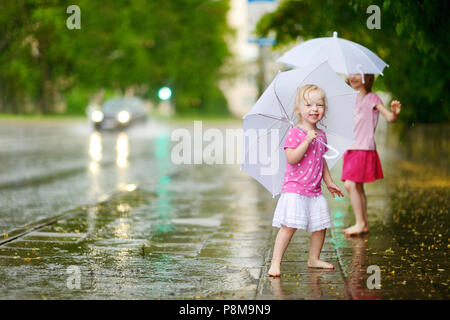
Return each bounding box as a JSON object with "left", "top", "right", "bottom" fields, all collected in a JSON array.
[{"left": 0, "top": 183, "right": 267, "bottom": 299}]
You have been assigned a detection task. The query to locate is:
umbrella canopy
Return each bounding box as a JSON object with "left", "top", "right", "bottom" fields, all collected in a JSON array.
[
  {"left": 277, "top": 32, "right": 388, "bottom": 81},
  {"left": 241, "top": 61, "right": 358, "bottom": 197}
]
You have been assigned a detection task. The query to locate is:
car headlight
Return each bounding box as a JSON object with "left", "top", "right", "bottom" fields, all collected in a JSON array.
[
  {"left": 91, "top": 110, "right": 104, "bottom": 122},
  {"left": 117, "top": 110, "right": 130, "bottom": 123}
]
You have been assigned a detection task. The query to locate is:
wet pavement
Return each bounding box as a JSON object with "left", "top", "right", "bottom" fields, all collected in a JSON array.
[
  {"left": 329, "top": 159, "right": 449, "bottom": 299},
  {"left": 0, "top": 118, "right": 448, "bottom": 299}
]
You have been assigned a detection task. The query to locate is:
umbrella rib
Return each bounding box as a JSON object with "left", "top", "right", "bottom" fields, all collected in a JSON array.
[
  {"left": 334, "top": 36, "right": 349, "bottom": 75},
  {"left": 277, "top": 122, "right": 290, "bottom": 148},
  {"left": 243, "top": 118, "right": 285, "bottom": 162},
  {"left": 329, "top": 92, "right": 359, "bottom": 97},
  {"left": 273, "top": 75, "right": 291, "bottom": 121},
  {"left": 271, "top": 122, "right": 290, "bottom": 196},
  {"left": 243, "top": 120, "right": 291, "bottom": 164},
  {"left": 255, "top": 113, "right": 291, "bottom": 123},
  {"left": 352, "top": 43, "right": 384, "bottom": 74}
]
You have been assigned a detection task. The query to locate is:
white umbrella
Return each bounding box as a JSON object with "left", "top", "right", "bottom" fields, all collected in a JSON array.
[
  {"left": 277, "top": 31, "right": 389, "bottom": 82},
  {"left": 241, "top": 61, "right": 357, "bottom": 198}
]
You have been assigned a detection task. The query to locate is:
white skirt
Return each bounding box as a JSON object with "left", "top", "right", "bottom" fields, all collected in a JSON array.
[{"left": 272, "top": 193, "right": 331, "bottom": 232}]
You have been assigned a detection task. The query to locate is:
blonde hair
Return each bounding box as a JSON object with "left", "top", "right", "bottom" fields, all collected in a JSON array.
[{"left": 294, "top": 84, "right": 328, "bottom": 123}]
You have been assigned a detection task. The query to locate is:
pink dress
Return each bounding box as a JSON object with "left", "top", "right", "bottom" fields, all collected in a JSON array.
[
  {"left": 272, "top": 126, "right": 332, "bottom": 232},
  {"left": 341, "top": 92, "right": 384, "bottom": 183}
]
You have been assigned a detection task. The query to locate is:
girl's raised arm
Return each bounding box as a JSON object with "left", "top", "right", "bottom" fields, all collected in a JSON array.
[{"left": 375, "top": 100, "right": 402, "bottom": 123}]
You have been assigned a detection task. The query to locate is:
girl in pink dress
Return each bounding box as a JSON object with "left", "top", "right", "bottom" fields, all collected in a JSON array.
[
  {"left": 268, "top": 84, "right": 344, "bottom": 277},
  {"left": 342, "top": 74, "right": 402, "bottom": 236}
]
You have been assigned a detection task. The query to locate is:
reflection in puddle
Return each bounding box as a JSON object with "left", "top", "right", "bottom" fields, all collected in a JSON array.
[
  {"left": 331, "top": 209, "right": 382, "bottom": 299},
  {"left": 117, "top": 203, "right": 131, "bottom": 213},
  {"left": 153, "top": 134, "right": 174, "bottom": 234},
  {"left": 114, "top": 218, "right": 132, "bottom": 240},
  {"left": 116, "top": 132, "right": 129, "bottom": 168},
  {"left": 87, "top": 132, "right": 106, "bottom": 203},
  {"left": 89, "top": 161, "right": 100, "bottom": 174},
  {"left": 89, "top": 132, "right": 102, "bottom": 162},
  {"left": 89, "top": 132, "right": 102, "bottom": 174},
  {"left": 308, "top": 269, "right": 332, "bottom": 299},
  {"left": 344, "top": 234, "right": 381, "bottom": 300},
  {"left": 268, "top": 268, "right": 338, "bottom": 300}
]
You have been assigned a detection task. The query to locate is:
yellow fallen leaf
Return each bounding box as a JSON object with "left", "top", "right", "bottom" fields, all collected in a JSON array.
[
  {"left": 4, "top": 233, "right": 8, "bottom": 239},
  {"left": 24, "top": 257, "right": 31, "bottom": 262}
]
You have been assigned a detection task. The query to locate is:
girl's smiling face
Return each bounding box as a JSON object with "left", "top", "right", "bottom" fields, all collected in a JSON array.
[{"left": 297, "top": 89, "right": 326, "bottom": 125}]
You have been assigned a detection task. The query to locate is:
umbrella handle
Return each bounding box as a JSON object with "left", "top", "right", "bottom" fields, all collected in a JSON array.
[
  {"left": 356, "top": 64, "right": 365, "bottom": 84},
  {"left": 316, "top": 139, "right": 339, "bottom": 160}
]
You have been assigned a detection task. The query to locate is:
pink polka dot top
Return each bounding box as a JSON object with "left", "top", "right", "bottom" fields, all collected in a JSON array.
[{"left": 281, "top": 126, "right": 328, "bottom": 196}]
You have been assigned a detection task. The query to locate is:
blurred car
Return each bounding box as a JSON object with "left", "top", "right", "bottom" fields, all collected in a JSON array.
[{"left": 90, "top": 97, "right": 147, "bottom": 130}]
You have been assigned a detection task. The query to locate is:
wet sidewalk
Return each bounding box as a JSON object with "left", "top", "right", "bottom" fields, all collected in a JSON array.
[
  {"left": 1, "top": 128, "right": 448, "bottom": 299},
  {"left": 328, "top": 159, "right": 449, "bottom": 299},
  {"left": 0, "top": 162, "right": 349, "bottom": 300}
]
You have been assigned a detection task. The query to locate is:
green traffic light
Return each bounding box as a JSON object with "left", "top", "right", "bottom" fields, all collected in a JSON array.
[{"left": 158, "top": 87, "right": 172, "bottom": 100}]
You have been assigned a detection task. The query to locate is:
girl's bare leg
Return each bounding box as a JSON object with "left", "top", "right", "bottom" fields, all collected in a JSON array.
[
  {"left": 307, "top": 229, "right": 334, "bottom": 269},
  {"left": 343, "top": 180, "right": 369, "bottom": 235},
  {"left": 358, "top": 183, "right": 369, "bottom": 228},
  {"left": 268, "top": 225, "right": 297, "bottom": 276}
]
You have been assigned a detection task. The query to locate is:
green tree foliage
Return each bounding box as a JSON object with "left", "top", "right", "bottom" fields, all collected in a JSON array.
[
  {"left": 256, "top": 0, "right": 449, "bottom": 124},
  {"left": 0, "top": 0, "right": 232, "bottom": 115}
]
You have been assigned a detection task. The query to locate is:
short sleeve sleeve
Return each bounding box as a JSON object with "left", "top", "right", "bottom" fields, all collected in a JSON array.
[
  {"left": 369, "top": 92, "right": 383, "bottom": 109},
  {"left": 283, "top": 128, "right": 303, "bottom": 150}
]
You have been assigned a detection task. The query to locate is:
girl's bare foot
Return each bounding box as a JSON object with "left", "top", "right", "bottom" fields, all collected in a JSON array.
[
  {"left": 343, "top": 224, "right": 369, "bottom": 236},
  {"left": 307, "top": 259, "right": 334, "bottom": 269},
  {"left": 268, "top": 264, "right": 281, "bottom": 277}
]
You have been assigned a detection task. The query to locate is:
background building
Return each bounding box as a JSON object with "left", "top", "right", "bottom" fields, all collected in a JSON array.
[{"left": 221, "top": 0, "right": 280, "bottom": 118}]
